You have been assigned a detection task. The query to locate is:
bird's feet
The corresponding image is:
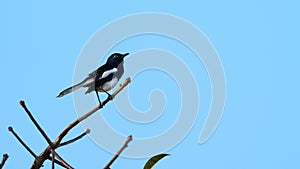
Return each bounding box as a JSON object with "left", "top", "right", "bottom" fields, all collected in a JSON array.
[
  {"left": 102, "top": 90, "right": 113, "bottom": 100},
  {"left": 106, "top": 92, "right": 113, "bottom": 100}
]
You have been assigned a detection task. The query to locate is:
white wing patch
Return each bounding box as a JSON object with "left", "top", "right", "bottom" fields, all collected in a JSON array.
[{"left": 101, "top": 68, "right": 118, "bottom": 79}]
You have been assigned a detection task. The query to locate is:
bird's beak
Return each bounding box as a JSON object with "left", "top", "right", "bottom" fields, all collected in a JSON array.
[{"left": 123, "top": 53, "right": 129, "bottom": 57}]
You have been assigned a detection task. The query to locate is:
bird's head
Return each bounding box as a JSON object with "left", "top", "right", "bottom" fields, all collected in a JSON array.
[{"left": 106, "top": 53, "right": 129, "bottom": 66}]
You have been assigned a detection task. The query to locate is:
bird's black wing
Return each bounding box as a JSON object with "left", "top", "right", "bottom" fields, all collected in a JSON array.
[
  {"left": 83, "top": 64, "right": 118, "bottom": 94},
  {"left": 81, "top": 64, "right": 109, "bottom": 87},
  {"left": 87, "top": 64, "right": 108, "bottom": 78},
  {"left": 84, "top": 71, "right": 116, "bottom": 94}
]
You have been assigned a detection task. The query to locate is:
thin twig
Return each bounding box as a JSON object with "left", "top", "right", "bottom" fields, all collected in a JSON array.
[
  {"left": 51, "top": 148, "right": 73, "bottom": 169},
  {"left": 50, "top": 149, "right": 55, "bottom": 169},
  {"left": 0, "top": 154, "right": 9, "bottom": 169},
  {"left": 47, "top": 156, "right": 67, "bottom": 169},
  {"left": 103, "top": 135, "right": 133, "bottom": 169},
  {"left": 8, "top": 126, "right": 37, "bottom": 158},
  {"left": 8, "top": 127, "right": 66, "bottom": 168},
  {"left": 59, "top": 129, "right": 90, "bottom": 147},
  {"left": 19, "top": 100, "right": 53, "bottom": 147},
  {"left": 31, "top": 148, "right": 70, "bottom": 169}
]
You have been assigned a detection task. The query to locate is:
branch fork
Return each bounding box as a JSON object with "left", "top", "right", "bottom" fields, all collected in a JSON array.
[{"left": 9, "top": 77, "right": 131, "bottom": 169}]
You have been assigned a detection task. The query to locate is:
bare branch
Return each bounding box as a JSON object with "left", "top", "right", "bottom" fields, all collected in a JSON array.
[
  {"left": 51, "top": 151, "right": 73, "bottom": 169},
  {"left": 0, "top": 154, "right": 9, "bottom": 169},
  {"left": 112, "top": 77, "right": 131, "bottom": 98},
  {"left": 19, "top": 100, "right": 53, "bottom": 147},
  {"left": 47, "top": 156, "right": 67, "bottom": 169},
  {"left": 29, "top": 77, "right": 131, "bottom": 169},
  {"left": 50, "top": 149, "right": 55, "bottom": 169},
  {"left": 103, "top": 135, "right": 133, "bottom": 169},
  {"left": 8, "top": 126, "right": 37, "bottom": 158},
  {"left": 56, "top": 77, "right": 131, "bottom": 145},
  {"left": 59, "top": 129, "right": 90, "bottom": 148},
  {"left": 8, "top": 126, "right": 66, "bottom": 168}
]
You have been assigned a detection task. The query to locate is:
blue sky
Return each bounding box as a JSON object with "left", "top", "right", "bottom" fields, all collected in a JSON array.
[{"left": 1, "top": 0, "right": 299, "bottom": 169}]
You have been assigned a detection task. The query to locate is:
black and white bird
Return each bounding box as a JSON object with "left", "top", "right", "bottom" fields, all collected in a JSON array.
[{"left": 57, "top": 53, "right": 129, "bottom": 104}]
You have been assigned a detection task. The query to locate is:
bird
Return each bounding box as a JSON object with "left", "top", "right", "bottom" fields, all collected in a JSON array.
[{"left": 57, "top": 53, "right": 129, "bottom": 104}]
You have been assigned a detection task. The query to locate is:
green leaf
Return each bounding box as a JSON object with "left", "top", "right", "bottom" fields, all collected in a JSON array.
[{"left": 143, "top": 153, "right": 170, "bottom": 169}]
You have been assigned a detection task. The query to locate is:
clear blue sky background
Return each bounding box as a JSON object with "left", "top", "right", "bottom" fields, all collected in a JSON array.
[{"left": 1, "top": 0, "right": 299, "bottom": 168}]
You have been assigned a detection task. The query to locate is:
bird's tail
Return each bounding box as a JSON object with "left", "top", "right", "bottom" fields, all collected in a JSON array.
[{"left": 56, "top": 82, "right": 83, "bottom": 98}]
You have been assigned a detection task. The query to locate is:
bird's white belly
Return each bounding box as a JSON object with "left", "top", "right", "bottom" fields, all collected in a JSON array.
[{"left": 100, "top": 77, "right": 118, "bottom": 92}]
